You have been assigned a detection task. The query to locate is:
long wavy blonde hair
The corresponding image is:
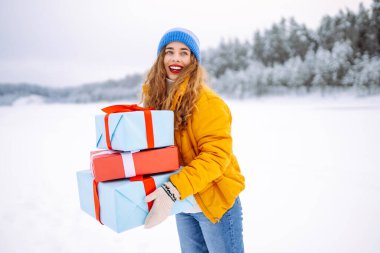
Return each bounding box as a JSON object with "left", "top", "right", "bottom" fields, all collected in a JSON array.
[{"left": 142, "top": 50, "right": 206, "bottom": 130}]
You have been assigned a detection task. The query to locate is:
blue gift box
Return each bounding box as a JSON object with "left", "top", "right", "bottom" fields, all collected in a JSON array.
[
  {"left": 76, "top": 170, "right": 195, "bottom": 233},
  {"left": 95, "top": 110, "right": 174, "bottom": 151}
]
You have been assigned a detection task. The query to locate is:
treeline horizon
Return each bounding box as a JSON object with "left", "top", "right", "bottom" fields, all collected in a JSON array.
[
  {"left": 1, "top": 0, "right": 379, "bottom": 105},
  {"left": 203, "top": 0, "right": 380, "bottom": 97}
]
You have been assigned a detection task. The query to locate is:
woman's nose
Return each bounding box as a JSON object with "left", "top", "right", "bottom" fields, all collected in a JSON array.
[{"left": 172, "top": 53, "right": 180, "bottom": 62}]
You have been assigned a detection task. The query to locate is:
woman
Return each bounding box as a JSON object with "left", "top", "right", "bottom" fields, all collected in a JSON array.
[{"left": 142, "top": 27, "right": 245, "bottom": 253}]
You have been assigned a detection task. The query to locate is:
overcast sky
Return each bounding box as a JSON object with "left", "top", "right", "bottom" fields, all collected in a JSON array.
[{"left": 0, "top": 0, "right": 373, "bottom": 87}]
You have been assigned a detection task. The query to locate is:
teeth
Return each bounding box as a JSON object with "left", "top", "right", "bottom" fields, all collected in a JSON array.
[{"left": 170, "top": 66, "right": 182, "bottom": 70}]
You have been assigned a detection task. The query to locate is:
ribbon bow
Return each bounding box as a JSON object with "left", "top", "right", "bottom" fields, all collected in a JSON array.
[
  {"left": 102, "top": 104, "right": 153, "bottom": 114},
  {"left": 102, "top": 104, "right": 155, "bottom": 150}
]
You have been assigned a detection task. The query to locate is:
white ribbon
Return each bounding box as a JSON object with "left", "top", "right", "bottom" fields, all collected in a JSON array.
[
  {"left": 91, "top": 150, "right": 138, "bottom": 178},
  {"left": 121, "top": 152, "right": 136, "bottom": 177}
]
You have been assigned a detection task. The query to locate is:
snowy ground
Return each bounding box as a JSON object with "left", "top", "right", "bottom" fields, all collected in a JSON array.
[{"left": 1, "top": 95, "right": 380, "bottom": 253}]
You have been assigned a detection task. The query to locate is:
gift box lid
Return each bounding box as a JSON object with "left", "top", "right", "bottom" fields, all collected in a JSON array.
[{"left": 95, "top": 110, "right": 174, "bottom": 151}]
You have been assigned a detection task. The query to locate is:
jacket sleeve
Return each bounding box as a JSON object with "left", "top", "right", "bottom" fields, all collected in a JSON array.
[{"left": 169, "top": 96, "right": 233, "bottom": 199}]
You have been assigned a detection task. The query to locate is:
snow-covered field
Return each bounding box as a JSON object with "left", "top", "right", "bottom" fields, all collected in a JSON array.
[{"left": 1, "top": 95, "right": 380, "bottom": 253}]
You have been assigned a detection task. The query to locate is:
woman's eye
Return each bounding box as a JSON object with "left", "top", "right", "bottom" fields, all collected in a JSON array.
[
  {"left": 181, "top": 52, "right": 188, "bottom": 56},
  {"left": 165, "top": 51, "right": 173, "bottom": 55}
]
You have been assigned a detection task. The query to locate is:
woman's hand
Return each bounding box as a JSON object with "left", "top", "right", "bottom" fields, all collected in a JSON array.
[{"left": 144, "top": 182, "right": 180, "bottom": 228}]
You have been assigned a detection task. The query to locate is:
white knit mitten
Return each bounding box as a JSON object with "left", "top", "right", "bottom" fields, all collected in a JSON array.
[{"left": 144, "top": 182, "right": 180, "bottom": 229}]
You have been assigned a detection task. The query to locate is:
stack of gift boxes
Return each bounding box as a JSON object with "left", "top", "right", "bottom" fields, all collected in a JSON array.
[{"left": 76, "top": 104, "right": 195, "bottom": 233}]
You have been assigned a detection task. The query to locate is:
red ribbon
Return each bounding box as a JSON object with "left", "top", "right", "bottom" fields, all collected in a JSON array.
[
  {"left": 101, "top": 104, "right": 155, "bottom": 150},
  {"left": 92, "top": 176, "right": 156, "bottom": 225},
  {"left": 92, "top": 180, "right": 103, "bottom": 225},
  {"left": 129, "top": 175, "right": 156, "bottom": 211}
]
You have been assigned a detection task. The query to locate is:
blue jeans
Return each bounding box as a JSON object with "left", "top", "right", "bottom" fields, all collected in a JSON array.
[{"left": 175, "top": 197, "right": 244, "bottom": 253}]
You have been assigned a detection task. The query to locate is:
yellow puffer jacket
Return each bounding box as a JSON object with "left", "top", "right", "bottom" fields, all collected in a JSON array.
[{"left": 167, "top": 83, "right": 245, "bottom": 223}]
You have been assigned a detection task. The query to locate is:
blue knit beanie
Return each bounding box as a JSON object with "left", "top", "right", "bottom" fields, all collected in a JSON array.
[{"left": 157, "top": 28, "right": 201, "bottom": 62}]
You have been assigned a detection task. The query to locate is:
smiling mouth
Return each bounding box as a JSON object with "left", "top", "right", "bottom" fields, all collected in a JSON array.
[{"left": 169, "top": 65, "right": 183, "bottom": 74}]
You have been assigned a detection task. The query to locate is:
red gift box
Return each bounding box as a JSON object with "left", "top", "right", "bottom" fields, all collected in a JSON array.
[{"left": 91, "top": 146, "right": 179, "bottom": 182}]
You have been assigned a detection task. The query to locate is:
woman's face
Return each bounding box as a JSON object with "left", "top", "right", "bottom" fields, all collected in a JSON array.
[{"left": 164, "top": 42, "right": 191, "bottom": 81}]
